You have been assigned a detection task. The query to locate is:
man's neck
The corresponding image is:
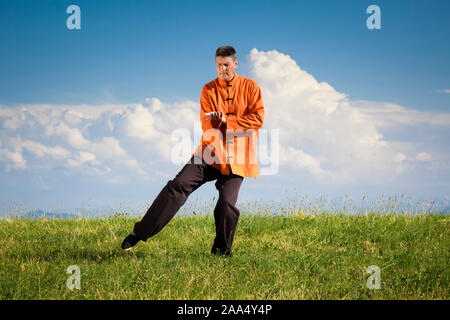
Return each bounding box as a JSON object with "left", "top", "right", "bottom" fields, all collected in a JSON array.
[{"left": 225, "top": 73, "right": 236, "bottom": 83}]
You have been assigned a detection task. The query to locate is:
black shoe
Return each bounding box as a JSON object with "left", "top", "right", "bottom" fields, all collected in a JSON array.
[{"left": 121, "top": 233, "right": 140, "bottom": 251}]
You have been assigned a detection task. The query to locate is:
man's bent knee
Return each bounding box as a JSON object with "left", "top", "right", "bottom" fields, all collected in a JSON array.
[{"left": 166, "top": 178, "right": 186, "bottom": 194}]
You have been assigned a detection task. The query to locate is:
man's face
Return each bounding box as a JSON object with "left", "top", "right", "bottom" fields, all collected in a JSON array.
[{"left": 216, "top": 56, "right": 238, "bottom": 82}]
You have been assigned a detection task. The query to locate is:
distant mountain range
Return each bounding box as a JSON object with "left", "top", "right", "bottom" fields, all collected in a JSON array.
[{"left": 15, "top": 210, "right": 81, "bottom": 219}]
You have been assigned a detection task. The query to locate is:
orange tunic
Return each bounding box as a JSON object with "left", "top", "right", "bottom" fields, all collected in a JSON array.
[{"left": 192, "top": 73, "right": 265, "bottom": 178}]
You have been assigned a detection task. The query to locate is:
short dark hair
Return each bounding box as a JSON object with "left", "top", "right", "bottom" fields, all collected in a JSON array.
[{"left": 215, "top": 46, "right": 237, "bottom": 61}]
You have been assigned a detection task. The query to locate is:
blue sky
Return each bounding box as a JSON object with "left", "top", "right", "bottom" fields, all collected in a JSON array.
[
  {"left": 0, "top": 0, "right": 449, "bottom": 214},
  {"left": 1, "top": 0, "right": 449, "bottom": 110}
]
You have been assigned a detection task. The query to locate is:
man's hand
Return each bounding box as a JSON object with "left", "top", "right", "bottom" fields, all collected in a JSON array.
[{"left": 205, "top": 111, "right": 226, "bottom": 123}]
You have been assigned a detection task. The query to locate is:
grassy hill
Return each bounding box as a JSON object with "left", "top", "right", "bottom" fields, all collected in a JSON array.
[{"left": 0, "top": 213, "right": 448, "bottom": 299}]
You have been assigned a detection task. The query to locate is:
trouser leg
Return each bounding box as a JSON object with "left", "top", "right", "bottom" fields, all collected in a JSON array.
[
  {"left": 133, "top": 156, "right": 218, "bottom": 241},
  {"left": 211, "top": 173, "right": 244, "bottom": 255}
]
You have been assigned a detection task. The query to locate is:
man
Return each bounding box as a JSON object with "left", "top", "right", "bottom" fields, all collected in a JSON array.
[{"left": 121, "top": 46, "right": 264, "bottom": 256}]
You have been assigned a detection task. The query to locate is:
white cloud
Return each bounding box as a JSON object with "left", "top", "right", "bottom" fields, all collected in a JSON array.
[
  {"left": 0, "top": 98, "right": 199, "bottom": 180},
  {"left": 0, "top": 136, "right": 71, "bottom": 171},
  {"left": 44, "top": 122, "right": 91, "bottom": 149},
  {"left": 393, "top": 153, "right": 406, "bottom": 163},
  {"left": 352, "top": 100, "right": 450, "bottom": 127},
  {"left": 17, "top": 138, "right": 71, "bottom": 160},
  {"left": 416, "top": 152, "right": 431, "bottom": 161},
  {"left": 0, "top": 148, "right": 27, "bottom": 171},
  {"left": 279, "top": 146, "right": 333, "bottom": 180},
  {"left": 67, "top": 151, "right": 100, "bottom": 168},
  {"left": 119, "top": 104, "right": 158, "bottom": 141},
  {"left": 248, "top": 48, "right": 449, "bottom": 184},
  {"left": 251, "top": 50, "right": 377, "bottom": 181}
]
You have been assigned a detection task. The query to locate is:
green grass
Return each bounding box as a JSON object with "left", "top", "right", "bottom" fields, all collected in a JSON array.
[{"left": 0, "top": 213, "right": 448, "bottom": 299}]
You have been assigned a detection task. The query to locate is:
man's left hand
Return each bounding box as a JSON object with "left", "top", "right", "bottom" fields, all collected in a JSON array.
[{"left": 206, "top": 111, "right": 226, "bottom": 123}]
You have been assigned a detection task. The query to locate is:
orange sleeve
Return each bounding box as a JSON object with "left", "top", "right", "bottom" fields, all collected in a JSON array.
[
  {"left": 226, "top": 81, "right": 264, "bottom": 130},
  {"left": 200, "top": 86, "right": 224, "bottom": 131}
]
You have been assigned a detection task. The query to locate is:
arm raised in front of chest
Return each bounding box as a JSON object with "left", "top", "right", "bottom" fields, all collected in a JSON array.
[
  {"left": 200, "top": 86, "right": 226, "bottom": 131},
  {"left": 226, "top": 82, "right": 264, "bottom": 130}
]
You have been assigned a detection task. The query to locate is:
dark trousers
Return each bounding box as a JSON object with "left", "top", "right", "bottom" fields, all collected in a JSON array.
[{"left": 133, "top": 156, "right": 244, "bottom": 255}]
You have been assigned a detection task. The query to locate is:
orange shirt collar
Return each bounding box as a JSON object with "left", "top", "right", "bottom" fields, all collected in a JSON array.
[{"left": 217, "top": 73, "right": 239, "bottom": 88}]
